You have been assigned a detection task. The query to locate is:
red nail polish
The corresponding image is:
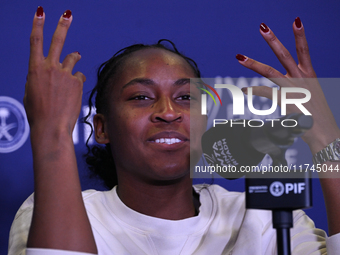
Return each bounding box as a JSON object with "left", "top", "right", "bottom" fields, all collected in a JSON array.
[
  {"left": 75, "top": 51, "right": 81, "bottom": 55},
  {"left": 236, "top": 54, "right": 247, "bottom": 61},
  {"left": 295, "top": 17, "right": 302, "bottom": 28},
  {"left": 36, "top": 6, "right": 44, "bottom": 17},
  {"left": 63, "top": 10, "right": 72, "bottom": 19},
  {"left": 260, "top": 23, "right": 269, "bottom": 33}
]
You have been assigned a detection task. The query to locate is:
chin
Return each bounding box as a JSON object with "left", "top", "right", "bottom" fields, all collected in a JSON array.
[{"left": 147, "top": 162, "right": 191, "bottom": 183}]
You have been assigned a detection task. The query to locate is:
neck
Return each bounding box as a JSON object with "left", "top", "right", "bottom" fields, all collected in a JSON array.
[{"left": 116, "top": 173, "right": 197, "bottom": 220}]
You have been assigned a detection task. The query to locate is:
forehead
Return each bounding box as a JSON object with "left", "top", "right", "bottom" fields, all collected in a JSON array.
[{"left": 118, "top": 48, "right": 196, "bottom": 80}]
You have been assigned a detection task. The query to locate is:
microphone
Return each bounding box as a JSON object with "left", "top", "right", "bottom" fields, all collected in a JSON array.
[
  {"left": 201, "top": 113, "right": 313, "bottom": 179},
  {"left": 201, "top": 118, "right": 265, "bottom": 179}
]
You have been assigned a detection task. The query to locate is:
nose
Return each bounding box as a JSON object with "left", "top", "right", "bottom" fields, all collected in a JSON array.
[{"left": 151, "top": 96, "right": 182, "bottom": 123}]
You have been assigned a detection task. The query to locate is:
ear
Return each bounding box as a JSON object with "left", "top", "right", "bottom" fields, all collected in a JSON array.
[{"left": 93, "top": 113, "right": 110, "bottom": 144}]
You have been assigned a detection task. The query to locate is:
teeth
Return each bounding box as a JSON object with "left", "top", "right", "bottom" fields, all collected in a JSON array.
[{"left": 154, "top": 138, "right": 182, "bottom": 144}]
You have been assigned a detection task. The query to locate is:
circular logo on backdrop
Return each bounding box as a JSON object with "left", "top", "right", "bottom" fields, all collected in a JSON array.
[
  {"left": 0, "top": 96, "right": 29, "bottom": 153},
  {"left": 269, "top": 181, "right": 285, "bottom": 197}
]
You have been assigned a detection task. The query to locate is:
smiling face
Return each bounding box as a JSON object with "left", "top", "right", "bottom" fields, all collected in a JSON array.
[{"left": 94, "top": 48, "right": 206, "bottom": 184}]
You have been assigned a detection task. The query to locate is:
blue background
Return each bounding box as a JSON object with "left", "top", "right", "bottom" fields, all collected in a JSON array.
[{"left": 1, "top": 0, "right": 339, "bottom": 253}]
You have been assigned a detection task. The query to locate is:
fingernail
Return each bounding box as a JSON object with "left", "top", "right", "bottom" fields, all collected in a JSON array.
[
  {"left": 260, "top": 23, "right": 270, "bottom": 33},
  {"left": 241, "top": 87, "right": 248, "bottom": 94},
  {"left": 36, "top": 6, "right": 44, "bottom": 18},
  {"left": 75, "top": 51, "right": 80, "bottom": 55},
  {"left": 295, "top": 17, "right": 302, "bottom": 29},
  {"left": 62, "top": 10, "right": 72, "bottom": 19},
  {"left": 236, "top": 54, "right": 247, "bottom": 62}
]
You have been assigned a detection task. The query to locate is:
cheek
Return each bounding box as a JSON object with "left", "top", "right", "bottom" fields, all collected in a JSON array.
[
  {"left": 107, "top": 106, "right": 148, "bottom": 142},
  {"left": 107, "top": 114, "right": 138, "bottom": 162},
  {"left": 190, "top": 113, "right": 207, "bottom": 152}
]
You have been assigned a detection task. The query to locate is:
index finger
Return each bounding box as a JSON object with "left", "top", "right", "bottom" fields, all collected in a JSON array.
[
  {"left": 259, "top": 23, "right": 301, "bottom": 77},
  {"left": 29, "top": 6, "right": 45, "bottom": 69}
]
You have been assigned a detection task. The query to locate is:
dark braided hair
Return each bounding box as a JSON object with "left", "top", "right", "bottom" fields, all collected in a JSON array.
[{"left": 84, "top": 39, "right": 201, "bottom": 190}]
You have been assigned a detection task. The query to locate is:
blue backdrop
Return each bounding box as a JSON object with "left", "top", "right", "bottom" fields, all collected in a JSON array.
[{"left": 1, "top": 1, "right": 339, "bottom": 253}]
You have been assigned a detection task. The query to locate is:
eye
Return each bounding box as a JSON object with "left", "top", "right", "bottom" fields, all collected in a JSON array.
[
  {"left": 130, "top": 95, "right": 151, "bottom": 100},
  {"left": 177, "top": 94, "right": 191, "bottom": 100}
]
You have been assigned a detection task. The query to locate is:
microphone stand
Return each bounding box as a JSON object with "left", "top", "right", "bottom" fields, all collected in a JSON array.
[
  {"left": 245, "top": 114, "right": 313, "bottom": 255},
  {"left": 270, "top": 151, "right": 292, "bottom": 255}
]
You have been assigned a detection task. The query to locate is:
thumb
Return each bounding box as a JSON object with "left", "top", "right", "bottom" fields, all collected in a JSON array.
[{"left": 74, "top": 71, "right": 86, "bottom": 83}]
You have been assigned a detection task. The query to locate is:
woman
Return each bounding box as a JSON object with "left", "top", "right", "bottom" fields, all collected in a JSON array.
[{"left": 8, "top": 6, "right": 340, "bottom": 254}]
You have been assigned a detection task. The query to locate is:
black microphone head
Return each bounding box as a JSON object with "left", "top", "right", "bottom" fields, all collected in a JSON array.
[{"left": 201, "top": 120, "right": 266, "bottom": 179}]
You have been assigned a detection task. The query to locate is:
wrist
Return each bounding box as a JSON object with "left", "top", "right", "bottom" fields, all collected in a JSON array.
[
  {"left": 30, "top": 122, "right": 74, "bottom": 140},
  {"left": 303, "top": 128, "right": 340, "bottom": 155},
  {"left": 30, "top": 126, "right": 75, "bottom": 156},
  {"left": 312, "top": 138, "right": 340, "bottom": 165}
]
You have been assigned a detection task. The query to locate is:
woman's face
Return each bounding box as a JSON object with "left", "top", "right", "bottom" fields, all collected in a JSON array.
[{"left": 95, "top": 48, "right": 206, "bottom": 183}]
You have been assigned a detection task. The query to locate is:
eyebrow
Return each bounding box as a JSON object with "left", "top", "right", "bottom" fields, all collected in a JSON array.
[{"left": 122, "top": 78, "right": 191, "bottom": 89}]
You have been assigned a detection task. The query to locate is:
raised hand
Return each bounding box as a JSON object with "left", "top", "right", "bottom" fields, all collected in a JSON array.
[
  {"left": 24, "top": 7, "right": 85, "bottom": 136},
  {"left": 25, "top": 7, "right": 97, "bottom": 253},
  {"left": 236, "top": 18, "right": 340, "bottom": 236},
  {"left": 236, "top": 18, "right": 340, "bottom": 155}
]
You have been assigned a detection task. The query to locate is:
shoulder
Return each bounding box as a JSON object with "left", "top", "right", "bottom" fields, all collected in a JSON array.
[
  {"left": 13, "top": 189, "right": 104, "bottom": 215},
  {"left": 8, "top": 189, "right": 109, "bottom": 254}
]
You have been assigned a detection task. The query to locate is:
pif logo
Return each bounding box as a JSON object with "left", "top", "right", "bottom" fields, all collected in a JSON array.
[
  {"left": 269, "top": 181, "right": 306, "bottom": 197},
  {"left": 200, "top": 84, "right": 311, "bottom": 116}
]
